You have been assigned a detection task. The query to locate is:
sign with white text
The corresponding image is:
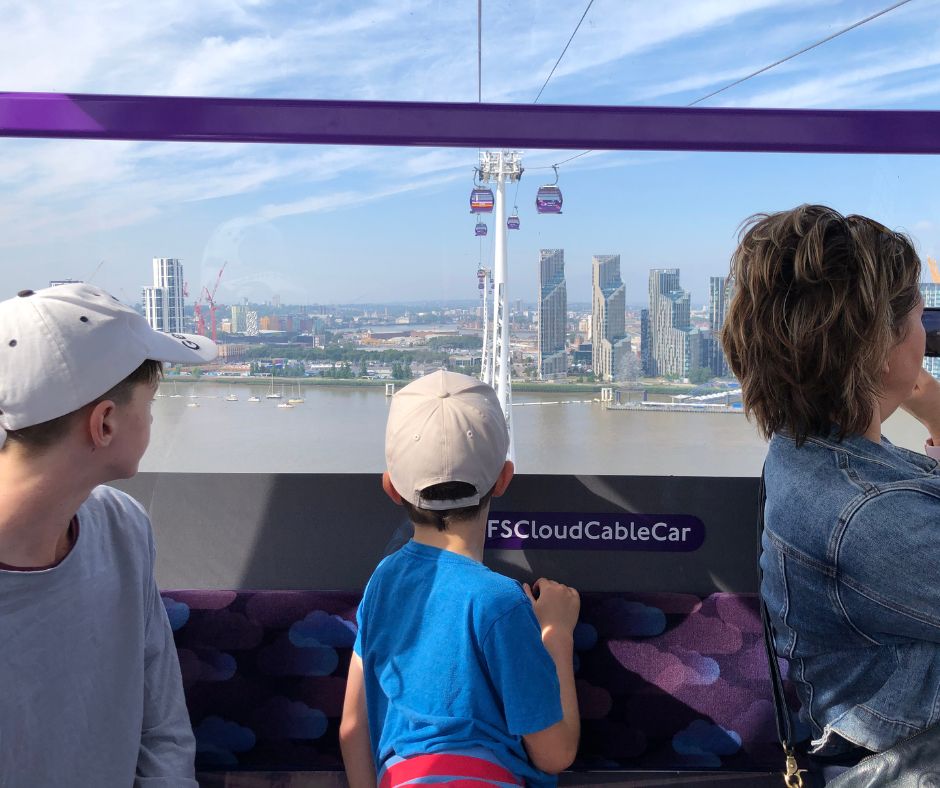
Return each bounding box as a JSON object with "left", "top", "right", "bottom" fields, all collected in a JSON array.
[{"left": 486, "top": 512, "right": 705, "bottom": 552}]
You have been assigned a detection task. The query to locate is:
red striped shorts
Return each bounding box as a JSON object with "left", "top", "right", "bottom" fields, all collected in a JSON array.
[{"left": 378, "top": 752, "right": 524, "bottom": 788}]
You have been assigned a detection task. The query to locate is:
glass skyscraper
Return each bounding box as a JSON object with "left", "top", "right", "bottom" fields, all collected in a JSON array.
[
  {"left": 143, "top": 257, "right": 185, "bottom": 333},
  {"left": 538, "top": 249, "right": 568, "bottom": 380}
]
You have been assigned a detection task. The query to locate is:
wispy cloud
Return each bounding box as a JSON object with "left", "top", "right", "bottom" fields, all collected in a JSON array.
[{"left": 3, "top": 1, "right": 940, "bottom": 301}]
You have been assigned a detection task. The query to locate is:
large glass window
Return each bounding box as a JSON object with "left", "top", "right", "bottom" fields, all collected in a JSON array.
[
  {"left": 5, "top": 0, "right": 940, "bottom": 474},
  {"left": 2, "top": 135, "right": 937, "bottom": 474}
]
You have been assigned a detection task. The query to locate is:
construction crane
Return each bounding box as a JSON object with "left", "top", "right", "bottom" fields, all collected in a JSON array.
[
  {"left": 928, "top": 256, "right": 940, "bottom": 284},
  {"left": 203, "top": 262, "right": 228, "bottom": 342},
  {"left": 194, "top": 292, "right": 206, "bottom": 337}
]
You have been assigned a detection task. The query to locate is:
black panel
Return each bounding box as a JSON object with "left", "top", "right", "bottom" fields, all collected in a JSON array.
[{"left": 114, "top": 473, "right": 760, "bottom": 594}]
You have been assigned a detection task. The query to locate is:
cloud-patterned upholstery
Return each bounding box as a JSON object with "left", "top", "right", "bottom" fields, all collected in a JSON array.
[{"left": 161, "top": 590, "right": 802, "bottom": 772}]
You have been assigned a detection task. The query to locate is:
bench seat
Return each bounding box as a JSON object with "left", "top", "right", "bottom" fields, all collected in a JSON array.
[{"left": 161, "top": 590, "right": 802, "bottom": 774}]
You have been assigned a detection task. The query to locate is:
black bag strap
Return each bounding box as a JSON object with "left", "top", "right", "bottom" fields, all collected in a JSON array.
[{"left": 757, "top": 466, "right": 807, "bottom": 787}]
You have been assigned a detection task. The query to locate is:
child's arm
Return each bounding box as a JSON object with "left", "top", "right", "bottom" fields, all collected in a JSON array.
[
  {"left": 521, "top": 579, "right": 581, "bottom": 774},
  {"left": 340, "top": 652, "right": 377, "bottom": 788}
]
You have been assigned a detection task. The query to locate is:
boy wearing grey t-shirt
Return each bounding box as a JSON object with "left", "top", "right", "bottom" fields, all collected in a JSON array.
[{"left": 0, "top": 284, "right": 217, "bottom": 787}]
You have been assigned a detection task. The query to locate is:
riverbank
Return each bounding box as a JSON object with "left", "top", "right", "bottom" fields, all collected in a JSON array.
[{"left": 163, "top": 375, "right": 725, "bottom": 396}]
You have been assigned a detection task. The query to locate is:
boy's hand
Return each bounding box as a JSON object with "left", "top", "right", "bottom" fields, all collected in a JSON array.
[{"left": 523, "top": 578, "right": 580, "bottom": 644}]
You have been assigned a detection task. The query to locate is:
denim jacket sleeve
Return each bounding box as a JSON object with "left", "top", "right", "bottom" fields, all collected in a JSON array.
[{"left": 835, "top": 487, "right": 940, "bottom": 644}]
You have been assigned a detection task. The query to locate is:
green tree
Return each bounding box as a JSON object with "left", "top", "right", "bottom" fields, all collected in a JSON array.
[
  {"left": 427, "top": 335, "right": 482, "bottom": 351},
  {"left": 688, "top": 366, "right": 714, "bottom": 385}
]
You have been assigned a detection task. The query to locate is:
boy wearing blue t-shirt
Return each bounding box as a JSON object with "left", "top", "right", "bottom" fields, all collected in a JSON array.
[{"left": 340, "top": 370, "right": 580, "bottom": 788}]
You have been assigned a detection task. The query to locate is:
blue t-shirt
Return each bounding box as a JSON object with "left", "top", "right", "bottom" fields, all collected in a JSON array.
[{"left": 354, "top": 540, "right": 562, "bottom": 786}]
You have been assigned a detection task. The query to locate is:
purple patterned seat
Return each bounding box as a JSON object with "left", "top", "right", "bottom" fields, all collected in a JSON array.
[{"left": 161, "top": 590, "right": 802, "bottom": 773}]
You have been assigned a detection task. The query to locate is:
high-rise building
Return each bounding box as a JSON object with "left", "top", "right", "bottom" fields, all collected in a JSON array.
[
  {"left": 708, "top": 275, "right": 733, "bottom": 376},
  {"left": 230, "top": 305, "right": 248, "bottom": 334},
  {"left": 143, "top": 257, "right": 184, "bottom": 333},
  {"left": 921, "top": 282, "right": 940, "bottom": 378},
  {"left": 245, "top": 310, "right": 259, "bottom": 337},
  {"left": 645, "top": 268, "right": 706, "bottom": 378},
  {"left": 142, "top": 286, "right": 165, "bottom": 331},
  {"left": 591, "top": 255, "right": 631, "bottom": 382},
  {"left": 538, "top": 249, "right": 568, "bottom": 379}
]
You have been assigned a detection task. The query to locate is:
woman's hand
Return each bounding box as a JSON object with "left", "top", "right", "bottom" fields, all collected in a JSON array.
[{"left": 900, "top": 368, "right": 940, "bottom": 443}]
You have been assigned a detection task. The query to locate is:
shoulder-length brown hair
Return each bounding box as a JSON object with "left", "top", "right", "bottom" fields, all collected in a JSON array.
[{"left": 720, "top": 204, "right": 921, "bottom": 445}]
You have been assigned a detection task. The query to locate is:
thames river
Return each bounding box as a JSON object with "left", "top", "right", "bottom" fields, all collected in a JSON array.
[{"left": 142, "top": 381, "right": 930, "bottom": 476}]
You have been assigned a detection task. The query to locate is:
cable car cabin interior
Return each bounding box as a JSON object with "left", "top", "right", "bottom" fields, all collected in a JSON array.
[{"left": 4, "top": 72, "right": 940, "bottom": 788}]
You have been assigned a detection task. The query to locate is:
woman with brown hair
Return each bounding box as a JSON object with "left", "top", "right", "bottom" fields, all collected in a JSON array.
[{"left": 721, "top": 205, "right": 940, "bottom": 765}]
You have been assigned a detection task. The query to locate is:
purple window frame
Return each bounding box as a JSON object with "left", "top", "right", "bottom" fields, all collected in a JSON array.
[{"left": 1, "top": 91, "right": 939, "bottom": 154}]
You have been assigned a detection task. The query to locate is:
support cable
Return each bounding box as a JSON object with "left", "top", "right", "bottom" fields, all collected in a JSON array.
[
  {"left": 478, "top": 0, "right": 482, "bottom": 103},
  {"left": 688, "top": 0, "right": 914, "bottom": 106},
  {"left": 529, "top": 0, "right": 916, "bottom": 170},
  {"left": 533, "top": 0, "right": 596, "bottom": 104}
]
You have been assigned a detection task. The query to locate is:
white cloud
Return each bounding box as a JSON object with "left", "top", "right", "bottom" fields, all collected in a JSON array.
[{"left": 3, "top": 1, "right": 940, "bottom": 301}]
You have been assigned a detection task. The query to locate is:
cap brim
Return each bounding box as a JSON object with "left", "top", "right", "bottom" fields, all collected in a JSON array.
[{"left": 143, "top": 330, "right": 218, "bottom": 364}]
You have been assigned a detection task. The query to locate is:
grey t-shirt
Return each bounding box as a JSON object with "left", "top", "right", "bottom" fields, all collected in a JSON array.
[{"left": 0, "top": 485, "right": 197, "bottom": 787}]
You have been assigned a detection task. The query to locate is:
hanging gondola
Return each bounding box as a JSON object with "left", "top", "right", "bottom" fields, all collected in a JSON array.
[
  {"left": 474, "top": 219, "right": 488, "bottom": 236},
  {"left": 470, "top": 169, "right": 494, "bottom": 213},
  {"left": 535, "top": 165, "right": 563, "bottom": 214},
  {"left": 507, "top": 210, "right": 520, "bottom": 230}
]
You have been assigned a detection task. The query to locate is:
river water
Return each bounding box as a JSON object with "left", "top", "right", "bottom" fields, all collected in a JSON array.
[{"left": 142, "top": 382, "right": 929, "bottom": 476}]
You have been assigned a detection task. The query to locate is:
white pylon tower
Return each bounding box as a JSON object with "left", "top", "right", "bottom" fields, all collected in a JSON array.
[
  {"left": 478, "top": 267, "right": 494, "bottom": 386},
  {"left": 478, "top": 150, "right": 523, "bottom": 461}
]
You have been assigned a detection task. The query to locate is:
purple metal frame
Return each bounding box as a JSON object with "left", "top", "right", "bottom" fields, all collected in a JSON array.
[{"left": 1, "top": 91, "right": 939, "bottom": 153}]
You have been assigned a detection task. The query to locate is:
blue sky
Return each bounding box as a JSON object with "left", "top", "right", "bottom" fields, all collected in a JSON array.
[{"left": 2, "top": 0, "right": 940, "bottom": 306}]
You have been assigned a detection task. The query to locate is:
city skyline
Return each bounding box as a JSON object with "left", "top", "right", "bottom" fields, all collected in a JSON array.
[{"left": 3, "top": 2, "right": 940, "bottom": 307}]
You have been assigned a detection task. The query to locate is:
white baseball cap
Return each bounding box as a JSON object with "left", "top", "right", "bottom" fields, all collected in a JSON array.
[
  {"left": 385, "top": 370, "right": 509, "bottom": 510},
  {"left": 0, "top": 283, "right": 218, "bottom": 447}
]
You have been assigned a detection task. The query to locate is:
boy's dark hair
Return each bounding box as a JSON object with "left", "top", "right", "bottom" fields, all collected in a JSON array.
[
  {"left": 402, "top": 481, "right": 496, "bottom": 532},
  {"left": 2, "top": 359, "right": 163, "bottom": 453}
]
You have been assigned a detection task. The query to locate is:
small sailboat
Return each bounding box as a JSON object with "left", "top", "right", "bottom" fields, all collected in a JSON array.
[
  {"left": 287, "top": 383, "right": 305, "bottom": 405},
  {"left": 265, "top": 374, "right": 282, "bottom": 399},
  {"left": 169, "top": 382, "right": 182, "bottom": 399},
  {"left": 186, "top": 401, "right": 200, "bottom": 408},
  {"left": 188, "top": 386, "right": 199, "bottom": 399},
  {"left": 247, "top": 395, "right": 261, "bottom": 402},
  {"left": 276, "top": 401, "right": 294, "bottom": 409},
  {"left": 225, "top": 393, "right": 238, "bottom": 402}
]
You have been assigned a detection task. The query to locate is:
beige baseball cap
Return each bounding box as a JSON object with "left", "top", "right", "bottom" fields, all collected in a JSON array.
[
  {"left": 0, "top": 283, "right": 218, "bottom": 448},
  {"left": 385, "top": 370, "right": 509, "bottom": 510}
]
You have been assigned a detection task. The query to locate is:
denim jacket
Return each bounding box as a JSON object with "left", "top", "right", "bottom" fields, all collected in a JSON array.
[{"left": 762, "top": 431, "right": 940, "bottom": 754}]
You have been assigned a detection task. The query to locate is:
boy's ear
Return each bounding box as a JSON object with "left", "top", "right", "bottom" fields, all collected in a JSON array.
[
  {"left": 86, "top": 400, "right": 117, "bottom": 449},
  {"left": 492, "top": 460, "right": 514, "bottom": 497},
  {"left": 381, "top": 472, "right": 404, "bottom": 506}
]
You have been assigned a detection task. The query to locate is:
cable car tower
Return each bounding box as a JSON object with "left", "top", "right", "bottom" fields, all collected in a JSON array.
[
  {"left": 476, "top": 150, "right": 522, "bottom": 460},
  {"left": 478, "top": 267, "right": 494, "bottom": 386}
]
